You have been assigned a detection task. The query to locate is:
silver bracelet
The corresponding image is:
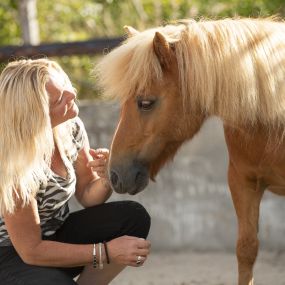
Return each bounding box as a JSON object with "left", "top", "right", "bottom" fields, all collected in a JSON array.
[{"left": 99, "top": 242, "right": 104, "bottom": 270}]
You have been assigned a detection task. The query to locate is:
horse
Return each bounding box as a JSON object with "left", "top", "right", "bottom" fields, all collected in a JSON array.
[{"left": 95, "top": 17, "right": 285, "bottom": 285}]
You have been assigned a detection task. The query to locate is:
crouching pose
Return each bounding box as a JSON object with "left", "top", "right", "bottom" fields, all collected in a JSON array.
[{"left": 0, "top": 59, "right": 151, "bottom": 285}]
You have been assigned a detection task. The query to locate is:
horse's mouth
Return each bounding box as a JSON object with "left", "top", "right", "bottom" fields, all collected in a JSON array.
[{"left": 109, "top": 161, "right": 150, "bottom": 195}]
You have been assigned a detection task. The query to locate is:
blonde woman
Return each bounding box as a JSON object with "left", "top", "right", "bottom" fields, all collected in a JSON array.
[{"left": 0, "top": 59, "right": 151, "bottom": 285}]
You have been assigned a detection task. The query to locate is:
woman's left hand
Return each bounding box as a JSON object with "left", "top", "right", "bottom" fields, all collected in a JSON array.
[{"left": 87, "top": 148, "right": 109, "bottom": 179}]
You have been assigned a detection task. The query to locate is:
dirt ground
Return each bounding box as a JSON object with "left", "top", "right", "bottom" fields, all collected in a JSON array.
[{"left": 111, "top": 250, "right": 285, "bottom": 285}]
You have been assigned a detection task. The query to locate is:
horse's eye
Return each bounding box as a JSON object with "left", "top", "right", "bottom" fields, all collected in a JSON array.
[{"left": 137, "top": 99, "right": 155, "bottom": 111}]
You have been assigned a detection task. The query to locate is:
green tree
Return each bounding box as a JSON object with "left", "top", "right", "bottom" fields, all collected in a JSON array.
[{"left": 0, "top": 0, "right": 21, "bottom": 45}]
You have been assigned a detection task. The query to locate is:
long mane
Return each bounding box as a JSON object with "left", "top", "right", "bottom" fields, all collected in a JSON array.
[{"left": 96, "top": 17, "right": 285, "bottom": 127}]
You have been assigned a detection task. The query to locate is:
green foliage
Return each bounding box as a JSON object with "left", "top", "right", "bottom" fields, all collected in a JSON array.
[
  {"left": 54, "top": 54, "right": 99, "bottom": 99},
  {"left": 0, "top": 0, "right": 20, "bottom": 45},
  {"left": 0, "top": 0, "right": 285, "bottom": 99},
  {"left": 193, "top": 0, "right": 285, "bottom": 18}
]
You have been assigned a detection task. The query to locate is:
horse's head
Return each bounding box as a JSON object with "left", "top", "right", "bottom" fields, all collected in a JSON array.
[{"left": 97, "top": 25, "right": 206, "bottom": 195}]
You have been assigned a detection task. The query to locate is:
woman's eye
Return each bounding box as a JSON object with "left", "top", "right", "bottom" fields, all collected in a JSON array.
[{"left": 137, "top": 99, "right": 156, "bottom": 111}]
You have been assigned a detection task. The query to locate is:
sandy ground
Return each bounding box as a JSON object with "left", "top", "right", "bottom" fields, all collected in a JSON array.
[{"left": 110, "top": 250, "right": 285, "bottom": 285}]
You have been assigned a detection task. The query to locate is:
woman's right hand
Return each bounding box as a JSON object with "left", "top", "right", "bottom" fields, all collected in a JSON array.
[{"left": 107, "top": 235, "right": 151, "bottom": 267}]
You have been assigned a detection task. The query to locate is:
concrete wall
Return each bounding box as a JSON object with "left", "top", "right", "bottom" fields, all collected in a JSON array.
[{"left": 70, "top": 101, "right": 285, "bottom": 251}]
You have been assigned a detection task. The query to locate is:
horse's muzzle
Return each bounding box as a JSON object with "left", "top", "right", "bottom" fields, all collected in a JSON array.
[{"left": 109, "top": 161, "right": 149, "bottom": 195}]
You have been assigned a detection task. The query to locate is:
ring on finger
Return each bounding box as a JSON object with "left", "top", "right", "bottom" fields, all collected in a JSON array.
[{"left": 136, "top": 255, "right": 143, "bottom": 265}]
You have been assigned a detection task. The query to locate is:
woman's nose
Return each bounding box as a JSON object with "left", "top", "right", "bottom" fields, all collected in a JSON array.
[{"left": 65, "top": 90, "right": 76, "bottom": 101}]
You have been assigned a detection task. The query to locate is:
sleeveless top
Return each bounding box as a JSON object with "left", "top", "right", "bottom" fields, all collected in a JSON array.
[{"left": 0, "top": 117, "right": 86, "bottom": 246}]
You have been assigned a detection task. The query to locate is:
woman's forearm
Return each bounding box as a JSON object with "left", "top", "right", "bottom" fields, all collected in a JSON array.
[
  {"left": 76, "top": 178, "right": 113, "bottom": 208},
  {"left": 23, "top": 240, "right": 104, "bottom": 267}
]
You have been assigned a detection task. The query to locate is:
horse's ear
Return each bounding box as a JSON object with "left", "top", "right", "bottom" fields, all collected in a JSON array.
[
  {"left": 153, "top": 32, "right": 172, "bottom": 70},
  {"left": 124, "top": 26, "right": 139, "bottom": 38}
]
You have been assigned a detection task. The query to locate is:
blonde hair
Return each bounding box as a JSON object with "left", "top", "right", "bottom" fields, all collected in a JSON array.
[
  {"left": 96, "top": 17, "right": 285, "bottom": 127},
  {"left": 0, "top": 58, "right": 71, "bottom": 216}
]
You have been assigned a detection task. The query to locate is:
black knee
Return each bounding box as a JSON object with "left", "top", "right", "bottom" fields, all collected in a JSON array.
[{"left": 119, "top": 201, "right": 151, "bottom": 239}]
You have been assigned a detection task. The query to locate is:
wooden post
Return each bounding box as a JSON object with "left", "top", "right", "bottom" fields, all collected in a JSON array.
[{"left": 19, "top": 0, "right": 40, "bottom": 45}]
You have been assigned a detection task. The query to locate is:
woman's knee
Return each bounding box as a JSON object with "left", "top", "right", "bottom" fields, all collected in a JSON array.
[{"left": 119, "top": 201, "right": 151, "bottom": 238}]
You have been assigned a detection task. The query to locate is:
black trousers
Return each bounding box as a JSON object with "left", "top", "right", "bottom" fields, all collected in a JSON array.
[{"left": 0, "top": 201, "right": 151, "bottom": 285}]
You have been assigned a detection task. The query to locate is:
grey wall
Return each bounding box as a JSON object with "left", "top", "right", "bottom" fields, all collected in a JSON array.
[{"left": 71, "top": 101, "right": 285, "bottom": 251}]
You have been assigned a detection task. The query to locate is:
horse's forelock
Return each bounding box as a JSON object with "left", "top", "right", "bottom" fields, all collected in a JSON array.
[
  {"left": 95, "top": 29, "right": 163, "bottom": 103},
  {"left": 95, "top": 24, "right": 189, "bottom": 103}
]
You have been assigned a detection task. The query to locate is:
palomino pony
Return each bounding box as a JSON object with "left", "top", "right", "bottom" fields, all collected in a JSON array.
[{"left": 96, "top": 18, "right": 285, "bottom": 285}]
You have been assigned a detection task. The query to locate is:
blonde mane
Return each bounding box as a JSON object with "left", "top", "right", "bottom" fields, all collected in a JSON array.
[{"left": 96, "top": 17, "right": 285, "bottom": 127}]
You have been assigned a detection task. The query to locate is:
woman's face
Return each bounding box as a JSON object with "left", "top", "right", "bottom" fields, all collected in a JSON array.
[{"left": 46, "top": 68, "right": 79, "bottom": 127}]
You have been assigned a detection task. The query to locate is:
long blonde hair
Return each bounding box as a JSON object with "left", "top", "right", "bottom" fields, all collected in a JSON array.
[
  {"left": 0, "top": 58, "right": 69, "bottom": 216},
  {"left": 96, "top": 17, "right": 285, "bottom": 127}
]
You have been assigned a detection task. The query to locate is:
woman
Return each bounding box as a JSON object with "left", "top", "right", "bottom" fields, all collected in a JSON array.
[{"left": 0, "top": 58, "right": 151, "bottom": 285}]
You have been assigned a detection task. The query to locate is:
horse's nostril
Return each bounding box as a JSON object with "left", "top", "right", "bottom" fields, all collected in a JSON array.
[
  {"left": 110, "top": 171, "right": 119, "bottom": 187},
  {"left": 110, "top": 170, "right": 123, "bottom": 193},
  {"left": 135, "top": 171, "right": 144, "bottom": 184}
]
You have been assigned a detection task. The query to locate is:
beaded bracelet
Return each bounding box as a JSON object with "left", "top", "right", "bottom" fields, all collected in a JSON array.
[
  {"left": 103, "top": 241, "right": 110, "bottom": 264},
  {"left": 93, "top": 243, "right": 97, "bottom": 268}
]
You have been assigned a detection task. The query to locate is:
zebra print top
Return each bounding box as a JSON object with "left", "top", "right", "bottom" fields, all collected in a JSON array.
[{"left": 0, "top": 117, "right": 86, "bottom": 246}]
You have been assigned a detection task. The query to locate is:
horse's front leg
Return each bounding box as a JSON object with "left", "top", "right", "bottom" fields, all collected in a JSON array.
[{"left": 228, "top": 162, "right": 264, "bottom": 285}]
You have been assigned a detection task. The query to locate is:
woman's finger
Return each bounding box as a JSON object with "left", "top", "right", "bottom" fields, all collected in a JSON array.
[
  {"left": 97, "top": 172, "right": 107, "bottom": 178},
  {"left": 137, "top": 238, "right": 151, "bottom": 249},
  {"left": 87, "top": 165, "right": 105, "bottom": 172},
  {"left": 90, "top": 148, "right": 109, "bottom": 159},
  {"left": 87, "top": 159, "right": 106, "bottom": 168},
  {"left": 132, "top": 255, "right": 146, "bottom": 267},
  {"left": 136, "top": 248, "right": 150, "bottom": 256},
  {"left": 95, "top": 148, "right": 109, "bottom": 155},
  {"left": 88, "top": 161, "right": 106, "bottom": 168}
]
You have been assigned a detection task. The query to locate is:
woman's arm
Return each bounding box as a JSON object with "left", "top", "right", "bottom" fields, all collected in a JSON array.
[
  {"left": 4, "top": 196, "right": 150, "bottom": 267},
  {"left": 4, "top": 196, "right": 93, "bottom": 267},
  {"left": 74, "top": 136, "right": 112, "bottom": 207}
]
